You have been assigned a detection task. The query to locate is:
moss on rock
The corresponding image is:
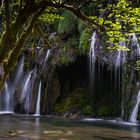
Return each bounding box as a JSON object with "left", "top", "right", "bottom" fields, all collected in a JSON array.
[
  {"left": 97, "top": 106, "right": 113, "bottom": 117},
  {"left": 55, "top": 88, "right": 95, "bottom": 116}
]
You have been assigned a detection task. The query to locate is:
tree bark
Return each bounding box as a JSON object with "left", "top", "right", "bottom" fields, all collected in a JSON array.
[
  {"left": 0, "top": 0, "right": 103, "bottom": 90},
  {"left": 0, "top": 4, "right": 47, "bottom": 90}
]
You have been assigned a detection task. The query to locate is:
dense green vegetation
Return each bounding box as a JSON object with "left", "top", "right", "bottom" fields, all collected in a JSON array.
[
  {"left": 0, "top": 0, "right": 140, "bottom": 91},
  {"left": 0, "top": 0, "right": 140, "bottom": 117}
]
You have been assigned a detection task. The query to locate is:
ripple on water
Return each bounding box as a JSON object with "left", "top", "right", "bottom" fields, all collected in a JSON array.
[{"left": 0, "top": 115, "right": 139, "bottom": 140}]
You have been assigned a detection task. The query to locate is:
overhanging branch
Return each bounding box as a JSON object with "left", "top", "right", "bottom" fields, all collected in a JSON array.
[
  {"left": 35, "top": 24, "right": 50, "bottom": 48},
  {"left": 45, "top": 1, "right": 105, "bottom": 31},
  {"left": 0, "top": 3, "right": 47, "bottom": 90},
  {"left": 77, "top": 0, "right": 94, "bottom": 10}
]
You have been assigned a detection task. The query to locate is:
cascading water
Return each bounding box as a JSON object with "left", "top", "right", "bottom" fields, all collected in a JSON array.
[
  {"left": 121, "top": 45, "right": 127, "bottom": 119},
  {"left": 10, "top": 56, "right": 25, "bottom": 96},
  {"left": 115, "top": 51, "right": 121, "bottom": 67},
  {"left": 13, "top": 56, "right": 24, "bottom": 84},
  {"left": 42, "top": 49, "right": 50, "bottom": 71},
  {"left": 114, "top": 41, "right": 128, "bottom": 118},
  {"left": 130, "top": 90, "right": 140, "bottom": 123},
  {"left": 0, "top": 81, "right": 13, "bottom": 113},
  {"left": 44, "top": 49, "right": 50, "bottom": 63},
  {"left": 131, "top": 33, "right": 140, "bottom": 57},
  {"left": 128, "top": 33, "right": 140, "bottom": 123},
  {"left": 4, "top": 82, "right": 11, "bottom": 112},
  {"left": 89, "top": 31, "right": 96, "bottom": 105},
  {"left": 114, "top": 43, "right": 122, "bottom": 104},
  {"left": 0, "top": 56, "right": 25, "bottom": 113},
  {"left": 20, "top": 70, "right": 33, "bottom": 113},
  {"left": 35, "top": 81, "right": 42, "bottom": 116},
  {"left": 34, "top": 50, "right": 50, "bottom": 115}
]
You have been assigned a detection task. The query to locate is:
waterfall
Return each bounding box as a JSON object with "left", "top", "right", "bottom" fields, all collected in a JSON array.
[
  {"left": 0, "top": 56, "right": 25, "bottom": 113},
  {"left": 20, "top": 70, "right": 33, "bottom": 113},
  {"left": 115, "top": 51, "right": 121, "bottom": 67},
  {"left": 89, "top": 31, "right": 96, "bottom": 105},
  {"left": 130, "top": 90, "right": 140, "bottom": 123},
  {"left": 35, "top": 81, "right": 42, "bottom": 116},
  {"left": 89, "top": 32, "right": 96, "bottom": 60},
  {"left": 121, "top": 50, "right": 127, "bottom": 119},
  {"left": 42, "top": 49, "right": 50, "bottom": 72},
  {"left": 114, "top": 42, "right": 122, "bottom": 100},
  {"left": 44, "top": 49, "right": 50, "bottom": 63},
  {"left": 114, "top": 50, "right": 121, "bottom": 109},
  {"left": 114, "top": 41, "right": 127, "bottom": 117},
  {"left": 0, "top": 81, "right": 13, "bottom": 113},
  {"left": 131, "top": 33, "right": 140, "bottom": 58},
  {"left": 11, "top": 56, "right": 25, "bottom": 95},
  {"left": 13, "top": 56, "right": 24, "bottom": 84},
  {"left": 4, "top": 82, "right": 11, "bottom": 112},
  {"left": 128, "top": 33, "right": 140, "bottom": 123}
]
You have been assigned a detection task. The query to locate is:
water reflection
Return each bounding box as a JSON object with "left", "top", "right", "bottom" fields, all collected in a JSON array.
[
  {"left": 0, "top": 115, "right": 139, "bottom": 140},
  {"left": 35, "top": 117, "right": 40, "bottom": 126}
]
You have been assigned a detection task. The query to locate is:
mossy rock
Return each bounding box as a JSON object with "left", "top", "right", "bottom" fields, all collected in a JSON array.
[
  {"left": 55, "top": 88, "right": 95, "bottom": 115},
  {"left": 97, "top": 106, "right": 113, "bottom": 117},
  {"left": 78, "top": 20, "right": 86, "bottom": 34},
  {"left": 55, "top": 97, "right": 73, "bottom": 113},
  {"left": 58, "top": 11, "right": 77, "bottom": 35},
  {"left": 79, "top": 28, "right": 91, "bottom": 53},
  {"left": 137, "top": 113, "right": 140, "bottom": 121},
  {"left": 82, "top": 106, "right": 95, "bottom": 116},
  {"left": 55, "top": 88, "right": 89, "bottom": 113}
]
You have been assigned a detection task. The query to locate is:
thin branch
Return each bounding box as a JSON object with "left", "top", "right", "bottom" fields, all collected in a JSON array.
[
  {"left": 4, "top": 0, "right": 10, "bottom": 33},
  {"left": 45, "top": 1, "right": 105, "bottom": 31},
  {"left": 35, "top": 24, "right": 50, "bottom": 48},
  {"left": 0, "top": 0, "right": 2, "bottom": 8},
  {"left": 102, "top": 3, "right": 114, "bottom": 26},
  {"left": 15, "top": 0, "right": 47, "bottom": 25},
  {"left": 0, "top": 4, "right": 47, "bottom": 89},
  {"left": 0, "top": 0, "right": 48, "bottom": 65},
  {"left": 62, "top": 0, "right": 71, "bottom": 4},
  {"left": 77, "top": 0, "right": 93, "bottom": 10},
  {"left": 15, "top": 3, "right": 47, "bottom": 51},
  {"left": 18, "top": 0, "right": 24, "bottom": 13}
]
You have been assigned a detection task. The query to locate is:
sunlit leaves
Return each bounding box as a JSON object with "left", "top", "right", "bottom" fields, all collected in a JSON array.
[
  {"left": 58, "top": 11, "right": 77, "bottom": 34},
  {"left": 79, "top": 28, "right": 91, "bottom": 52},
  {"left": 92, "top": 0, "right": 140, "bottom": 51},
  {"left": 89, "top": 16, "right": 104, "bottom": 26},
  {"left": 116, "top": 0, "right": 129, "bottom": 9},
  {"left": 107, "top": 45, "right": 129, "bottom": 52},
  {"left": 39, "top": 6, "right": 64, "bottom": 23},
  {"left": 134, "top": 60, "right": 140, "bottom": 70},
  {"left": 39, "top": 12, "right": 64, "bottom": 23},
  {"left": 49, "top": 0, "right": 62, "bottom": 4}
]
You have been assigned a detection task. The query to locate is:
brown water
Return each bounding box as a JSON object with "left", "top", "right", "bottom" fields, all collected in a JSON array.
[{"left": 0, "top": 114, "right": 140, "bottom": 140}]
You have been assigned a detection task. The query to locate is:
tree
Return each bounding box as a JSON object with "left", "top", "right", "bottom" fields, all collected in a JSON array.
[
  {"left": 0, "top": 0, "right": 103, "bottom": 89},
  {"left": 0, "top": 0, "right": 140, "bottom": 90},
  {"left": 90, "top": 0, "right": 140, "bottom": 50}
]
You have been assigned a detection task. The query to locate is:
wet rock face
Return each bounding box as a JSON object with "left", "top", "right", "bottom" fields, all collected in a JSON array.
[
  {"left": 62, "top": 107, "right": 82, "bottom": 119},
  {"left": 55, "top": 55, "right": 89, "bottom": 101},
  {"left": 6, "top": 39, "right": 139, "bottom": 119},
  {"left": 53, "top": 55, "right": 89, "bottom": 115},
  {"left": 53, "top": 51, "right": 139, "bottom": 119}
]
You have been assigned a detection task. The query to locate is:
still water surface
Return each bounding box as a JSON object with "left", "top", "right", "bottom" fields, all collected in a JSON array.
[{"left": 0, "top": 114, "right": 140, "bottom": 140}]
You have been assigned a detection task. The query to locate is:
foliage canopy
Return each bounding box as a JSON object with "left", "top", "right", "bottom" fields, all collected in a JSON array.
[{"left": 0, "top": 0, "right": 140, "bottom": 89}]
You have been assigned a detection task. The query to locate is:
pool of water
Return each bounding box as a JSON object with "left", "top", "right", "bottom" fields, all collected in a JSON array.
[{"left": 0, "top": 114, "right": 140, "bottom": 140}]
